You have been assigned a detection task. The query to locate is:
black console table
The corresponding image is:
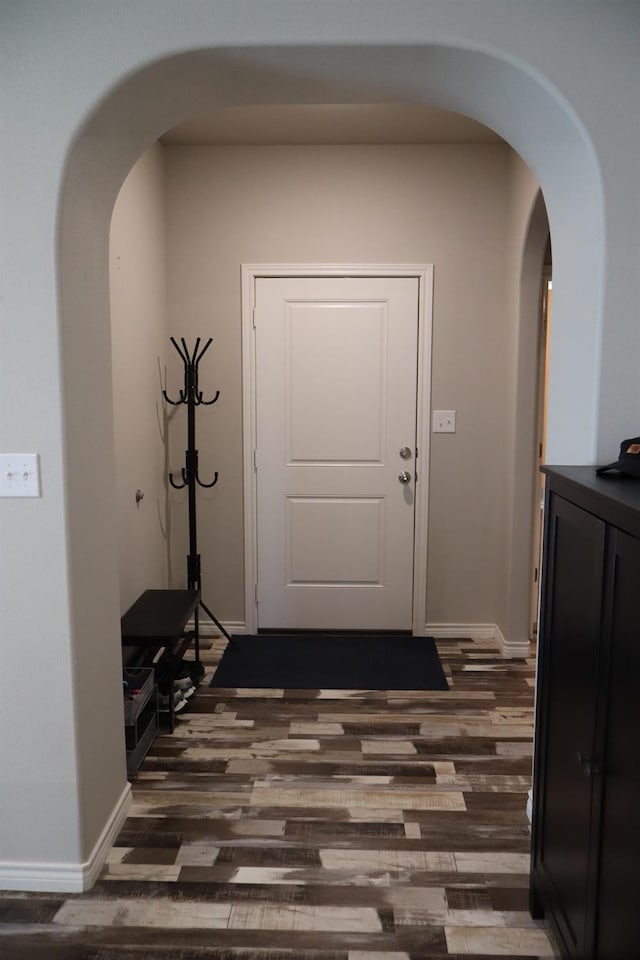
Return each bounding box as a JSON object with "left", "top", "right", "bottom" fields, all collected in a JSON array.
[{"left": 121, "top": 588, "right": 201, "bottom": 732}]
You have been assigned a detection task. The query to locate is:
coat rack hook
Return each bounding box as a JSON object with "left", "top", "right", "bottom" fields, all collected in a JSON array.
[
  {"left": 162, "top": 387, "right": 186, "bottom": 406},
  {"left": 196, "top": 471, "right": 218, "bottom": 489},
  {"left": 170, "top": 336, "right": 189, "bottom": 364},
  {"left": 195, "top": 338, "right": 213, "bottom": 366}
]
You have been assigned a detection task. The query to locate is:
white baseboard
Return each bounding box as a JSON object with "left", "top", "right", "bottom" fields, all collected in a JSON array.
[
  {"left": 188, "top": 618, "right": 246, "bottom": 638},
  {"left": 194, "top": 619, "right": 529, "bottom": 655},
  {"left": 426, "top": 623, "right": 498, "bottom": 641},
  {"left": 426, "top": 623, "right": 530, "bottom": 659},
  {"left": 0, "top": 781, "right": 131, "bottom": 893},
  {"left": 526, "top": 788, "right": 533, "bottom": 824},
  {"left": 495, "top": 624, "right": 531, "bottom": 659}
]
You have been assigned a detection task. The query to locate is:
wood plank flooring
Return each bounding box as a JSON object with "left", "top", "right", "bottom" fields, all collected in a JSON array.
[{"left": 0, "top": 635, "right": 559, "bottom": 958}]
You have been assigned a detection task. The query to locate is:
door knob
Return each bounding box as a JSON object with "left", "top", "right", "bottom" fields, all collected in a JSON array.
[
  {"left": 398, "top": 471, "right": 411, "bottom": 484},
  {"left": 399, "top": 446, "right": 412, "bottom": 460}
]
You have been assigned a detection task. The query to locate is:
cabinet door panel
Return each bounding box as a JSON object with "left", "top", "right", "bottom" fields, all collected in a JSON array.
[
  {"left": 538, "top": 494, "right": 605, "bottom": 957},
  {"left": 596, "top": 528, "right": 640, "bottom": 958}
]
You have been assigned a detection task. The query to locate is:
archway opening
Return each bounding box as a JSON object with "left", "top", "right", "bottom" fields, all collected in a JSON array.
[{"left": 57, "top": 42, "right": 603, "bottom": 867}]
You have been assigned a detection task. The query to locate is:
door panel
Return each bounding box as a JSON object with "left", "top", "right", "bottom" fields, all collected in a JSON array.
[
  {"left": 537, "top": 493, "right": 605, "bottom": 957},
  {"left": 255, "top": 276, "right": 419, "bottom": 630},
  {"left": 287, "top": 497, "right": 384, "bottom": 585},
  {"left": 287, "top": 303, "right": 386, "bottom": 462},
  {"left": 596, "top": 528, "right": 640, "bottom": 958}
]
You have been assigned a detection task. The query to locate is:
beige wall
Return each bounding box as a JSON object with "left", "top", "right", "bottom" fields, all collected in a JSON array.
[
  {"left": 164, "top": 143, "right": 525, "bottom": 628},
  {"left": 6, "top": 0, "right": 630, "bottom": 883},
  {"left": 110, "top": 143, "right": 170, "bottom": 613}
]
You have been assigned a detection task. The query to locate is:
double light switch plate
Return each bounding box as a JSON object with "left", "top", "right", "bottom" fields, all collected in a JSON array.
[{"left": 0, "top": 453, "right": 41, "bottom": 497}]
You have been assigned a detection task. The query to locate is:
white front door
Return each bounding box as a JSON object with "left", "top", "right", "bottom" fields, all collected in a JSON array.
[{"left": 255, "top": 275, "right": 419, "bottom": 630}]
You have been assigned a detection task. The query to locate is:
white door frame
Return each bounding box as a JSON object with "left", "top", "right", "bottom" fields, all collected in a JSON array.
[{"left": 241, "top": 263, "right": 433, "bottom": 636}]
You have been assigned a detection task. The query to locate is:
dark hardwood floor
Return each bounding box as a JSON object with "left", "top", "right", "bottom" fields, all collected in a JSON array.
[{"left": 0, "top": 635, "right": 558, "bottom": 958}]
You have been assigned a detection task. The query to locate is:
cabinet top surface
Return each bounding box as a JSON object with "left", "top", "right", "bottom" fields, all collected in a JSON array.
[{"left": 542, "top": 465, "right": 640, "bottom": 531}]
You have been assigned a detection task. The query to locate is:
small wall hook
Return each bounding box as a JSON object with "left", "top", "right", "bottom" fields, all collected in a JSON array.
[{"left": 135, "top": 489, "right": 144, "bottom": 506}]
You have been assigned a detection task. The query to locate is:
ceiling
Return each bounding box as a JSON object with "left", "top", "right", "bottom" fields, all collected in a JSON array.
[{"left": 160, "top": 103, "right": 504, "bottom": 146}]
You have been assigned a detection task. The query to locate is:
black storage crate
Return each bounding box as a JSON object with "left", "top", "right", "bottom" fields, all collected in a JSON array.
[{"left": 123, "top": 667, "right": 157, "bottom": 778}]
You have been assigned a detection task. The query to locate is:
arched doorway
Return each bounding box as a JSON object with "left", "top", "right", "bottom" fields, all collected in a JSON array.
[{"left": 26, "top": 41, "right": 604, "bottom": 887}]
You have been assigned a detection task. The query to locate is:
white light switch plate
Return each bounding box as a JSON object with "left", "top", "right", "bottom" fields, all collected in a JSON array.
[
  {"left": 433, "top": 410, "right": 456, "bottom": 433},
  {"left": 0, "top": 453, "right": 41, "bottom": 497}
]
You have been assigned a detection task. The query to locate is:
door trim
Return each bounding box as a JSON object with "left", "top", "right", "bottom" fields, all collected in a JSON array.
[{"left": 241, "top": 263, "right": 433, "bottom": 636}]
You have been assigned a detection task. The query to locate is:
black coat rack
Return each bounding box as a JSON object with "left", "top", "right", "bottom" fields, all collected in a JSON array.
[{"left": 163, "top": 337, "right": 237, "bottom": 652}]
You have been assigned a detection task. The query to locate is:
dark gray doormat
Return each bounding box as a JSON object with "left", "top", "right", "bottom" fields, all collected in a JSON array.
[{"left": 210, "top": 632, "right": 448, "bottom": 690}]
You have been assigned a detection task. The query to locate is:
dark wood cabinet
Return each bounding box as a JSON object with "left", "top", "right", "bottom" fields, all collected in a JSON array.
[
  {"left": 595, "top": 527, "right": 640, "bottom": 956},
  {"left": 531, "top": 466, "right": 640, "bottom": 959}
]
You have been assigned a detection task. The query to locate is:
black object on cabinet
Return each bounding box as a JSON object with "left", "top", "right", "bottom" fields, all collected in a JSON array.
[{"left": 530, "top": 466, "right": 640, "bottom": 959}]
